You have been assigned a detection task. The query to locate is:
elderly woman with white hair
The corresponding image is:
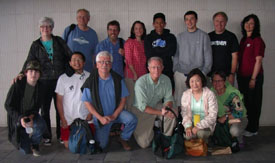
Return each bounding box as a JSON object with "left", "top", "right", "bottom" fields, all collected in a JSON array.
[{"left": 14, "top": 17, "right": 72, "bottom": 145}]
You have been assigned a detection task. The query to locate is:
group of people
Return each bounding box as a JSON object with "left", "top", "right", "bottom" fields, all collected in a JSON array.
[{"left": 5, "top": 8, "right": 265, "bottom": 157}]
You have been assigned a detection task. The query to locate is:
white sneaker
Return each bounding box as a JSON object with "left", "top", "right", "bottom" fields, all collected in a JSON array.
[
  {"left": 243, "top": 131, "right": 258, "bottom": 137},
  {"left": 31, "top": 145, "right": 41, "bottom": 157}
]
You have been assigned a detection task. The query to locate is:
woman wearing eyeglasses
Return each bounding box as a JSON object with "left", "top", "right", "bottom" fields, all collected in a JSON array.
[
  {"left": 13, "top": 17, "right": 72, "bottom": 145},
  {"left": 211, "top": 71, "right": 247, "bottom": 147}
]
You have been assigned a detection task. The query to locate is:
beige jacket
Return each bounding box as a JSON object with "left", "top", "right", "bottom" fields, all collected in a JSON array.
[{"left": 181, "top": 87, "right": 218, "bottom": 133}]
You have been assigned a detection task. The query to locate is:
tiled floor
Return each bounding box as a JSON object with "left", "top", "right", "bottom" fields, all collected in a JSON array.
[{"left": 0, "top": 126, "right": 274, "bottom": 163}]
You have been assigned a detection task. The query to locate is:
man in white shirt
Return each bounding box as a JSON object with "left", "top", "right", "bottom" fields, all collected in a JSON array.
[{"left": 55, "top": 52, "right": 93, "bottom": 148}]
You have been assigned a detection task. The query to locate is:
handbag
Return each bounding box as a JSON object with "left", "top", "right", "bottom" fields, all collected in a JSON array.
[
  {"left": 152, "top": 107, "right": 184, "bottom": 159},
  {"left": 212, "top": 120, "right": 240, "bottom": 153},
  {"left": 184, "top": 138, "right": 207, "bottom": 156}
]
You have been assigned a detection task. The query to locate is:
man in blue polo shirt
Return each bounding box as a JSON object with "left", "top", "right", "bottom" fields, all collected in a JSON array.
[
  {"left": 95, "top": 20, "right": 125, "bottom": 77},
  {"left": 81, "top": 51, "right": 137, "bottom": 151}
]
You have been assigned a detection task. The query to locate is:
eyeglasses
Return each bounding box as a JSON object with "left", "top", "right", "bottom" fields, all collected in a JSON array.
[
  {"left": 80, "top": 73, "right": 86, "bottom": 80},
  {"left": 212, "top": 80, "right": 225, "bottom": 83},
  {"left": 40, "top": 25, "right": 52, "bottom": 29},
  {"left": 149, "top": 66, "right": 162, "bottom": 70},
  {"left": 71, "top": 58, "right": 84, "bottom": 62},
  {"left": 97, "top": 61, "right": 111, "bottom": 65}
]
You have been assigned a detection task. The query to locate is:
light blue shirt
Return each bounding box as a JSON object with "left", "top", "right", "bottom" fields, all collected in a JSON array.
[
  {"left": 63, "top": 25, "right": 98, "bottom": 72},
  {"left": 95, "top": 38, "right": 124, "bottom": 77},
  {"left": 81, "top": 76, "right": 129, "bottom": 124}
]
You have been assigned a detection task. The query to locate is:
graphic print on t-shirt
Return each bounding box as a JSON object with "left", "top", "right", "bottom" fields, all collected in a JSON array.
[{"left": 73, "top": 37, "right": 89, "bottom": 45}]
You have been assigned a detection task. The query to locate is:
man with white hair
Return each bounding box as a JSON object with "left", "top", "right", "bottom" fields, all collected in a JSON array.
[
  {"left": 132, "top": 57, "right": 177, "bottom": 148},
  {"left": 81, "top": 51, "right": 137, "bottom": 151},
  {"left": 63, "top": 8, "right": 99, "bottom": 72}
]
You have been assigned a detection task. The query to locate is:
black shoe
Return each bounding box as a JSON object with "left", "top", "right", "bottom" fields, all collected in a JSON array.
[{"left": 43, "top": 139, "right": 52, "bottom": 146}]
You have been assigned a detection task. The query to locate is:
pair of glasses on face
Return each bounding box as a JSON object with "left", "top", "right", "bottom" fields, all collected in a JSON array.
[
  {"left": 149, "top": 66, "right": 162, "bottom": 70},
  {"left": 97, "top": 61, "right": 111, "bottom": 65},
  {"left": 212, "top": 80, "right": 224, "bottom": 83},
  {"left": 40, "top": 25, "right": 52, "bottom": 29}
]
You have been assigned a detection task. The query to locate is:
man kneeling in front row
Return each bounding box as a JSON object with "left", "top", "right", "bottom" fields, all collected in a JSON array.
[
  {"left": 55, "top": 52, "right": 94, "bottom": 149},
  {"left": 81, "top": 51, "right": 137, "bottom": 151},
  {"left": 132, "top": 56, "right": 177, "bottom": 148},
  {"left": 5, "top": 60, "right": 46, "bottom": 156}
]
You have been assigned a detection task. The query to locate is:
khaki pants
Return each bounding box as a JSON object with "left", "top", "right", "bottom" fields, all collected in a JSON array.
[
  {"left": 132, "top": 103, "right": 177, "bottom": 148},
  {"left": 174, "top": 71, "right": 188, "bottom": 107},
  {"left": 185, "top": 128, "right": 211, "bottom": 143},
  {"left": 125, "top": 78, "right": 135, "bottom": 112}
]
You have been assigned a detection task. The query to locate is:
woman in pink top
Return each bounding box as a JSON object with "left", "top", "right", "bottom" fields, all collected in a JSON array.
[
  {"left": 237, "top": 14, "right": 265, "bottom": 137},
  {"left": 124, "top": 21, "right": 147, "bottom": 112}
]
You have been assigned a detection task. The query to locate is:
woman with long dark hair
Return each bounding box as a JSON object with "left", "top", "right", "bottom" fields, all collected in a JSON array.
[
  {"left": 124, "top": 21, "right": 147, "bottom": 112},
  {"left": 237, "top": 14, "right": 265, "bottom": 137}
]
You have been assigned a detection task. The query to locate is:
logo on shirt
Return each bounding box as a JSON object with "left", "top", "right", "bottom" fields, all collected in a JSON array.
[
  {"left": 69, "top": 85, "right": 74, "bottom": 91},
  {"left": 152, "top": 39, "right": 166, "bottom": 48},
  {"left": 211, "top": 41, "right": 227, "bottom": 46},
  {"left": 73, "top": 37, "right": 89, "bottom": 45},
  {"left": 247, "top": 43, "right": 251, "bottom": 47}
]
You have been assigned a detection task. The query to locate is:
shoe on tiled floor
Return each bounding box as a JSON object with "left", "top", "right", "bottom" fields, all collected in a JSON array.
[
  {"left": 43, "top": 139, "right": 52, "bottom": 146},
  {"left": 243, "top": 131, "right": 258, "bottom": 137},
  {"left": 31, "top": 145, "right": 41, "bottom": 157},
  {"left": 119, "top": 138, "right": 131, "bottom": 151},
  {"left": 59, "top": 138, "right": 64, "bottom": 144}
]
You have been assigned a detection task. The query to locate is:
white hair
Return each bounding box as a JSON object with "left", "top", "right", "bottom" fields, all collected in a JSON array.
[
  {"left": 38, "top": 17, "right": 54, "bottom": 28},
  {"left": 96, "top": 51, "right": 113, "bottom": 62},
  {"left": 148, "top": 56, "right": 163, "bottom": 66}
]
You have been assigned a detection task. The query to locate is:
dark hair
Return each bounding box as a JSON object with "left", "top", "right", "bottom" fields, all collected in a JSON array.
[
  {"left": 211, "top": 71, "right": 227, "bottom": 81},
  {"left": 129, "top": 21, "right": 147, "bottom": 40},
  {"left": 107, "top": 20, "right": 120, "bottom": 31},
  {"left": 184, "top": 10, "right": 198, "bottom": 20},
  {"left": 185, "top": 68, "right": 207, "bottom": 88},
  {"left": 153, "top": 12, "right": 166, "bottom": 22},
  {"left": 71, "top": 51, "right": 86, "bottom": 62},
  {"left": 213, "top": 11, "right": 228, "bottom": 22},
  {"left": 241, "top": 14, "right": 261, "bottom": 39}
]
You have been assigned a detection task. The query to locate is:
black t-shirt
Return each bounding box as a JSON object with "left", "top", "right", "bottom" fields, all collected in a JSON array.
[
  {"left": 23, "top": 83, "right": 35, "bottom": 114},
  {"left": 208, "top": 30, "right": 239, "bottom": 76}
]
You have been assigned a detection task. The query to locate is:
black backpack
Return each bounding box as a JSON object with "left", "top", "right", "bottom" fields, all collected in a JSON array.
[
  {"left": 68, "top": 118, "right": 101, "bottom": 154},
  {"left": 64, "top": 24, "right": 76, "bottom": 43}
]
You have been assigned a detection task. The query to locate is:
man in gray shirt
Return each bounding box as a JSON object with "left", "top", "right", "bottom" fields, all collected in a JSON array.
[{"left": 173, "top": 10, "right": 212, "bottom": 107}]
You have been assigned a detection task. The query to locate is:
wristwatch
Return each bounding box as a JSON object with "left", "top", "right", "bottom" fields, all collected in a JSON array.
[{"left": 225, "top": 114, "right": 229, "bottom": 119}]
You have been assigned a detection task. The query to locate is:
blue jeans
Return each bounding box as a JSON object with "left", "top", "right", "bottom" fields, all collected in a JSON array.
[
  {"left": 20, "top": 114, "right": 46, "bottom": 154},
  {"left": 94, "top": 110, "right": 137, "bottom": 149}
]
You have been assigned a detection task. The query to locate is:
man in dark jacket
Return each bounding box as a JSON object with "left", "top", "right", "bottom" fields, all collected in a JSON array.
[
  {"left": 5, "top": 61, "right": 46, "bottom": 156},
  {"left": 81, "top": 51, "right": 137, "bottom": 151},
  {"left": 144, "top": 13, "right": 177, "bottom": 89}
]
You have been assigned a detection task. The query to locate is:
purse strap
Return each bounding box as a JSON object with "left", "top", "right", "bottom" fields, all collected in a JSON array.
[{"left": 161, "top": 107, "right": 178, "bottom": 133}]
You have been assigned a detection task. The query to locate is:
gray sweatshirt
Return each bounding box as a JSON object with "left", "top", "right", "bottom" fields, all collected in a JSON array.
[{"left": 173, "top": 28, "right": 212, "bottom": 75}]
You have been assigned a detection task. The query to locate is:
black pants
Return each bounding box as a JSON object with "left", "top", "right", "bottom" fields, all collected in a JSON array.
[
  {"left": 40, "top": 79, "right": 60, "bottom": 140},
  {"left": 237, "top": 74, "right": 263, "bottom": 133}
]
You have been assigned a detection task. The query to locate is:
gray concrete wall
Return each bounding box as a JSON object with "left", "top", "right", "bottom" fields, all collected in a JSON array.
[{"left": 1, "top": 0, "right": 275, "bottom": 126}]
